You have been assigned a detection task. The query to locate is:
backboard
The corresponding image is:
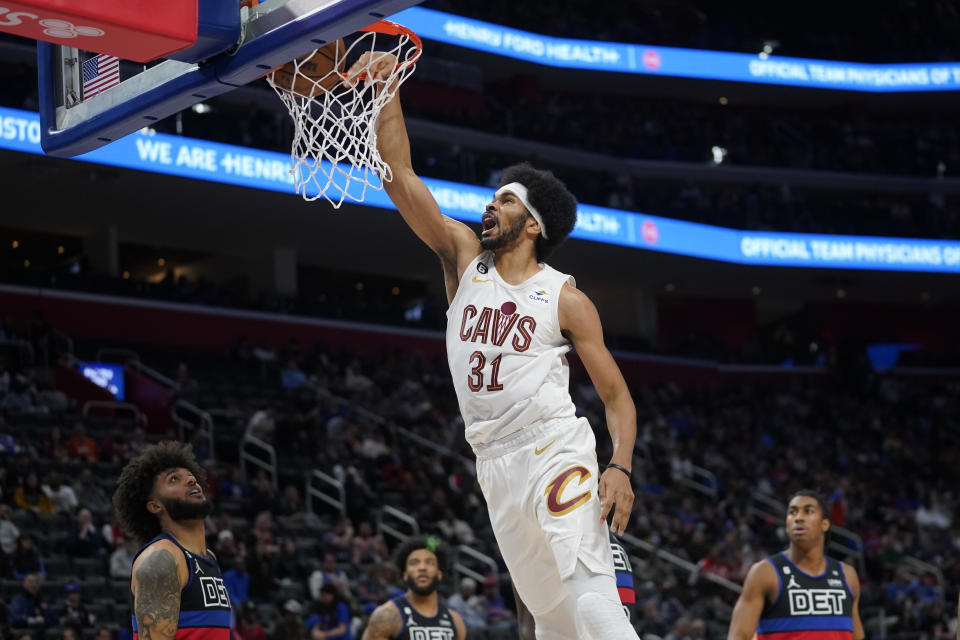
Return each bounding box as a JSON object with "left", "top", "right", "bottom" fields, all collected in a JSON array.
[{"left": 36, "top": 0, "right": 423, "bottom": 157}]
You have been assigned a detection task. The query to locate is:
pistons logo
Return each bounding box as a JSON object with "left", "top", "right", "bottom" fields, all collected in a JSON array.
[{"left": 544, "top": 466, "right": 592, "bottom": 516}]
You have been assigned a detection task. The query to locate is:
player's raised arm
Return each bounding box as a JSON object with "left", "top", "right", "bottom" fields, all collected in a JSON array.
[
  {"left": 360, "top": 602, "right": 402, "bottom": 640},
  {"left": 353, "top": 54, "right": 479, "bottom": 276},
  {"left": 727, "top": 561, "right": 778, "bottom": 640},
  {"left": 558, "top": 283, "right": 636, "bottom": 535}
]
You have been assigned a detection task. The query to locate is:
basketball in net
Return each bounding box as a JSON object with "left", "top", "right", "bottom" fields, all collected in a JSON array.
[
  {"left": 267, "top": 21, "right": 422, "bottom": 208},
  {"left": 270, "top": 41, "right": 346, "bottom": 98}
]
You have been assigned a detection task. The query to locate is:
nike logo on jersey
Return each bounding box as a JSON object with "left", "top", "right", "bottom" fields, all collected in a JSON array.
[
  {"left": 534, "top": 441, "right": 555, "bottom": 455},
  {"left": 472, "top": 276, "right": 491, "bottom": 283}
]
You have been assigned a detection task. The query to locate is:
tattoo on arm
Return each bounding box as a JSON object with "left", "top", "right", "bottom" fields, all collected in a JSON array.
[
  {"left": 362, "top": 604, "right": 402, "bottom": 640},
  {"left": 134, "top": 549, "right": 181, "bottom": 640}
]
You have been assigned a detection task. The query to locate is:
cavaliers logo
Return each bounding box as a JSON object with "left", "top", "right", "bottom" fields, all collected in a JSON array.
[{"left": 544, "top": 466, "right": 592, "bottom": 516}]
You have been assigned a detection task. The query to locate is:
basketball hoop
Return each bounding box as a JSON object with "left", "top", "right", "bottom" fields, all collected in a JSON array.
[{"left": 267, "top": 20, "right": 422, "bottom": 208}]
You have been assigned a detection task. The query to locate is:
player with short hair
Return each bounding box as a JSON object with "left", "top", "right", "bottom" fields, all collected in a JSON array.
[
  {"left": 356, "top": 53, "right": 641, "bottom": 639},
  {"left": 727, "top": 490, "right": 865, "bottom": 640},
  {"left": 361, "top": 536, "right": 466, "bottom": 640},
  {"left": 112, "top": 441, "right": 231, "bottom": 640}
]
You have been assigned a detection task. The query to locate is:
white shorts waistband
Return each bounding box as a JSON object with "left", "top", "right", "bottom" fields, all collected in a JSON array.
[{"left": 472, "top": 417, "right": 583, "bottom": 460}]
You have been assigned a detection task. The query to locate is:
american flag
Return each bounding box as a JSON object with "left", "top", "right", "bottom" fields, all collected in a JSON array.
[{"left": 82, "top": 54, "right": 120, "bottom": 100}]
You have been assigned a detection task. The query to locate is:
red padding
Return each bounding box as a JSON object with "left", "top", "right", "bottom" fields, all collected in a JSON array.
[{"left": 0, "top": 0, "right": 198, "bottom": 62}]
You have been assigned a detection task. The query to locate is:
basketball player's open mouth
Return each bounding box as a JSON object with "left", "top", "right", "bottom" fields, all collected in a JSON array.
[
  {"left": 481, "top": 214, "right": 497, "bottom": 234},
  {"left": 189, "top": 488, "right": 202, "bottom": 497}
]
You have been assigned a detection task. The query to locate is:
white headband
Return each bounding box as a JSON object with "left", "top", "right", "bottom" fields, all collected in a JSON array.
[{"left": 496, "top": 182, "right": 548, "bottom": 239}]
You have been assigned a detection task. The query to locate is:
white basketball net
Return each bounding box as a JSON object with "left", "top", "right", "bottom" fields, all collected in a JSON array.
[{"left": 267, "top": 22, "right": 421, "bottom": 208}]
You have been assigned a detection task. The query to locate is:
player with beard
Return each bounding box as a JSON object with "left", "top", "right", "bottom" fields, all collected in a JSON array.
[
  {"left": 362, "top": 537, "right": 466, "bottom": 640},
  {"left": 112, "top": 441, "right": 231, "bottom": 640}
]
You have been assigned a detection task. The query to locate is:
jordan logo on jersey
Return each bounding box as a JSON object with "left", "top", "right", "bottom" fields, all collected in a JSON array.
[{"left": 183, "top": 550, "right": 203, "bottom": 575}]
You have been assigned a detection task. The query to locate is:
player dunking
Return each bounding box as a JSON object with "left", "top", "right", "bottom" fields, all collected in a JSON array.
[
  {"left": 362, "top": 536, "right": 466, "bottom": 640},
  {"left": 113, "top": 442, "right": 231, "bottom": 640},
  {"left": 354, "top": 54, "right": 641, "bottom": 639},
  {"left": 727, "top": 490, "right": 865, "bottom": 640}
]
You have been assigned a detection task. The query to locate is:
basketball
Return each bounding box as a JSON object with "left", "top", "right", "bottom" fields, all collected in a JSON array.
[{"left": 271, "top": 39, "right": 345, "bottom": 97}]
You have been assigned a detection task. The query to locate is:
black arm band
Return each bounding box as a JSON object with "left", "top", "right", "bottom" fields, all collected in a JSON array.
[{"left": 605, "top": 463, "right": 631, "bottom": 478}]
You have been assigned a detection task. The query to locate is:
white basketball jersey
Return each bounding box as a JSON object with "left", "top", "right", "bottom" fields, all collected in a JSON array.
[{"left": 446, "top": 251, "right": 578, "bottom": 448}]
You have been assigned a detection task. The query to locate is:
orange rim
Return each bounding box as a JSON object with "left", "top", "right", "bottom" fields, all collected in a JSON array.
[
  {"left": 359, "top": 20, "right": 423, "bottom": 70},
  {"left": 269, "top": 20, "right": 421, "bottom": 89}
]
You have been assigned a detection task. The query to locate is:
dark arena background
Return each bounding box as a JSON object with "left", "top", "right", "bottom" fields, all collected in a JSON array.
[{"left": 1, "top": 1, "right": 959, "bottom": 639}]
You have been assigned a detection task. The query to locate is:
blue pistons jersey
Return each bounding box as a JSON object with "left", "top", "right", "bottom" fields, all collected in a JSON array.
[
  {"left": 390, "top": 596, "right": 456, "bottom": 640},
  {"left": 757, "top": 553, "right": 853, "bottom": 640},
  {"left": 130, "top": 532, "right": 232, "bottom": 640}
]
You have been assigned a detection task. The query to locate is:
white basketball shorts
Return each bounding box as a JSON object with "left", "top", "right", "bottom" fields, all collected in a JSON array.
[{"left": 475, "top": 416, "right": 615, "bottom": 615}]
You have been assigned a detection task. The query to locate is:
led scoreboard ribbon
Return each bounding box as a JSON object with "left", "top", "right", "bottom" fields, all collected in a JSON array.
[
  {"left": 2, "top": 106, "right": 959, "bottom": 273},
  {"left": 393, "top": 7, "right": 960, "bottom": 93}
]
